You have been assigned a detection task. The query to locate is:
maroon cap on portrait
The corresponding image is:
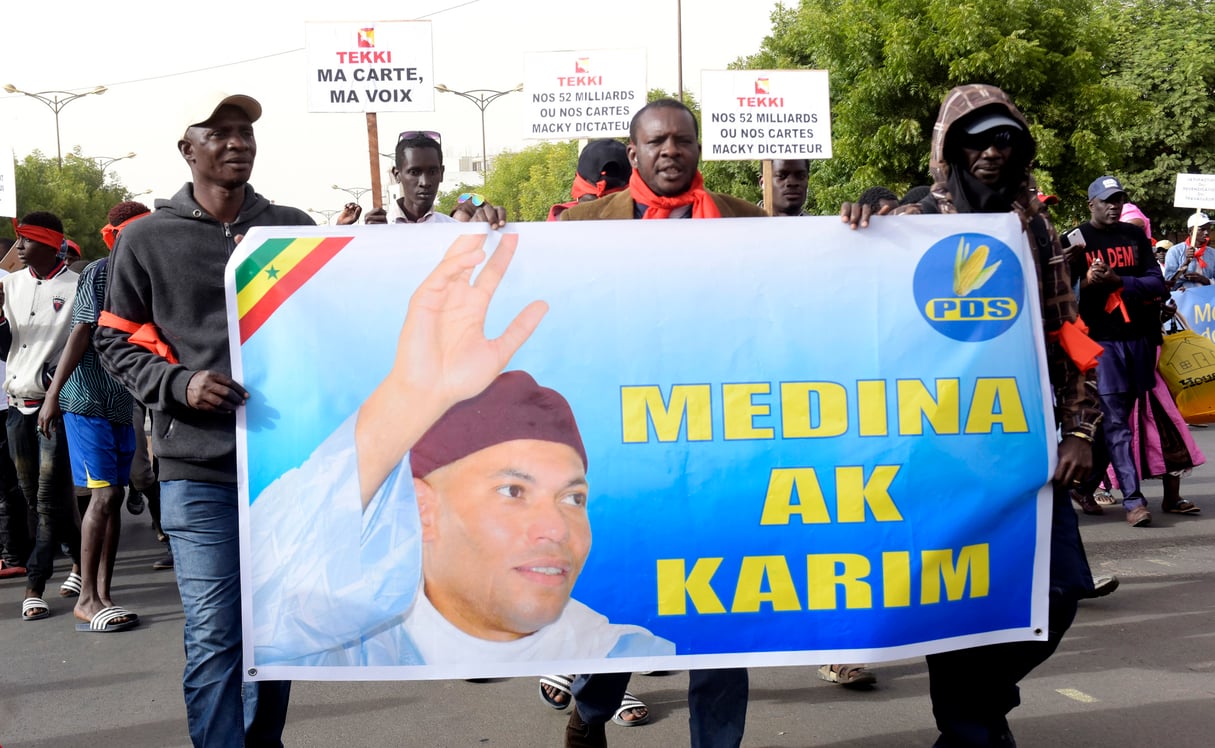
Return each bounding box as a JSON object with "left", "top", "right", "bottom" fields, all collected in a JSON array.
[{"left": 410, "top": 371, "right": 588, "bottom": 479}]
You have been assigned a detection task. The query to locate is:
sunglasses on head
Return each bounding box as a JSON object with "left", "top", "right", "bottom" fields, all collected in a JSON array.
[
  {"left": 399, "top": 130, "right": 441, "bottom": 143},
  {"left": 458, "top": 192, "right": 486, "bottom": 207},
  {"left": 959, "top": 128, "right": 1017, "bottom": 151}
]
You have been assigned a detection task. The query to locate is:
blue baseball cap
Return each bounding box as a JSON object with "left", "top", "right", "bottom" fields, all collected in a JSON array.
[{"left": 1088, "top": 176, "right": 1127, "bottom": 201}]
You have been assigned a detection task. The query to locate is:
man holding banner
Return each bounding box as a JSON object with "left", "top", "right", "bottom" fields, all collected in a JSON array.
[
  {"left": 96, "top": 92, "right": 314, "bottom": 747},
  {"left": 846, "top": 84, "right": 1102, "bottom": 748},
  {"left": 560, "top": 98, "right": 765, "bottom": 748}
]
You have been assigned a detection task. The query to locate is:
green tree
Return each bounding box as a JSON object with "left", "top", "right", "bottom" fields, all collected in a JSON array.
[
  {"left": 439, "top": 141, "right": 581, "bottom": 222},
  {"left": 736, "top": 0, "right": 1140, "bottom": 223},
  {"left": 4, "top": 147, "right": 135, "bottom": 261},
  {"left": 1099, "top": 0, "right": 1215, "bottom": 236}
]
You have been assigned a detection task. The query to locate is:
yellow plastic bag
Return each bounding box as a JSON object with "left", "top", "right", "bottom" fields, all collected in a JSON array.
[{"left": 1158, "top": 322, "right": 1215, "bottom": 423}]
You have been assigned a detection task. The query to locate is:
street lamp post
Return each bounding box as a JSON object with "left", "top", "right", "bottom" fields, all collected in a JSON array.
[
  {"left": 309, "top": 208, "right": 341, "bottom": 225},
  {"left": 331, "top": 185, "right": 373, "bottom": 206},
  {"left": 72, "top": 151, "right": 136, "bottom": 182},
  {"left": 434, "top": 83, "right": 523, "bottom": 176},
  {"left": 4, "top": 84, "right": 108, "bottom": 167}
]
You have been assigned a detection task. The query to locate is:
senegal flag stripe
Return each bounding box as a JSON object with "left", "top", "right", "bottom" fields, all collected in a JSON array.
[
  {"left": 235, "top": 237, "right": 298, "bottom": 290},
  {"left": 237, "top": 236, "right": 354, "bottom": 344},
  {"left": 236, "top": 237, "right": 328, "bottom": 316}
]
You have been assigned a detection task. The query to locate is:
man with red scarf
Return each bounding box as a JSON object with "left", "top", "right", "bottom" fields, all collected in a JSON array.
[
  {"left": 1163, "top": 211, "right": 1213, "bottom": 289},
  {"left": 559, "top": 98, "right": 762, "bottom": 748},
  {"left": 546, "top": 139, "right": 633, "bottom": 221},
  {"left": 0, "top": 211, "right": 82, "bottom": 622}
]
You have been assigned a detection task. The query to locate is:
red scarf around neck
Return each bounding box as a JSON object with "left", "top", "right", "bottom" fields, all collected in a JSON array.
[{"left": 628, "top": 170, "right": 721, "bottom": 219}]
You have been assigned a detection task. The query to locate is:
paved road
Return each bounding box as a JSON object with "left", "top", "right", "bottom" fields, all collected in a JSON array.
[{"left": 2, "top": 428, "right": 1213, "bottom": 747}]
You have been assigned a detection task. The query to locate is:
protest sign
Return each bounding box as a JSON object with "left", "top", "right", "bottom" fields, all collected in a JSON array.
[
  {"left": 305, "top": 21, "right": 434, "bottom": 113},
  {"left": 523, "top": 49, "right": 646, "bottom": 140},
  {"left": 1172, "top": 285, "right": 1215, "bottom": 339},
  {"left": 1173, "top": 173, "right": 1215, "bottom": 209},
  {"left": 700, "top": 70, "right": 832, "bottom": 160},
  {"left": 230, "top": 214, "right": 1054, "bottom": 681}
]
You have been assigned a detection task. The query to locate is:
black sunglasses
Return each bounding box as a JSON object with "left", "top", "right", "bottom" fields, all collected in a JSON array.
[
  {"left": 399, "top": 130, "right": 441, "bottom": 144},
  {"left": 959, "top": 128, "right": 1017, "bottom": 152}
]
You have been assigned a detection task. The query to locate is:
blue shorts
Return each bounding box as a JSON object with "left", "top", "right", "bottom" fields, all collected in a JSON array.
[{"left": 63, "top": 412, "right": 136, "bottom": 488}]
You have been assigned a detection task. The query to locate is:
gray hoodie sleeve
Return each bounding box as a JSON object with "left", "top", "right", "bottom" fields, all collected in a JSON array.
[{"left": 95, "top": 233, "right": 196, "bottom": 414}]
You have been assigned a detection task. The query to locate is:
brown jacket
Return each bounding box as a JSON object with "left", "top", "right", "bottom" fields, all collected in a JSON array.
[{"left": 560, "top": 188, "right": 765, "bottom": 221}]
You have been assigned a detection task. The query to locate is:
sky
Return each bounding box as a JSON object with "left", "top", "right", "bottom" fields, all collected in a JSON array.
[{"left": 0, "top": 0, "right": 785, "bottom": 222}]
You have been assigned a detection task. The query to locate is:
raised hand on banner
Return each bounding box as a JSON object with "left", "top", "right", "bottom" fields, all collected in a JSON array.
[
  {"left": 336, "top": 202, "right": 363, "bottom": 225},
  {"left": 839, "top": 200, "right": 895, "bottom": 230},
  {"left": 355, "top": 233, "right": 547, "bottom": 504}
]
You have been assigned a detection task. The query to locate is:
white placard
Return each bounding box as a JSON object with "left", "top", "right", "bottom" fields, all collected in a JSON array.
[
  {"left": 1174, "top": 173, "right": 1215, "bottom": 209},
  {"left": 523, "top": 49, "right": 647, "bottom": 140},
  {"left": 305, "top": 21, "right": 434, "bottom": 113},
  {"left": 700, "top": 70, "right": 832, "bottom": 161},
  {"left": 0, "top": 146, "right": 15, "bottom": 218}
]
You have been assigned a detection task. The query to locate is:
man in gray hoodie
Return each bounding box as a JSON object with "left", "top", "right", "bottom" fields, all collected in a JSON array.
[{"left": 96, "top": 92, "right": 313, "bottom": 747}]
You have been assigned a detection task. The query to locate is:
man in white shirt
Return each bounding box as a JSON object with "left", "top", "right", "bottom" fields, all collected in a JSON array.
[{"left": 0, "top": 211, "right": 81, "bottom": 620}]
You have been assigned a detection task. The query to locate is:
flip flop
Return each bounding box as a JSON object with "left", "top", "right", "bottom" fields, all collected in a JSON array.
[
  {"left": 0, "top": 560, "right": 26, "bottom": 578},
  {"left": 76, "top": 606, "right": 140, "bottom": 633},
  {"left": 611, "top": 692, "right": 650, "bottom": 727},
  {"left": 21, "top": 597, "right": 50, "bottom": 621},
  {"left": 818, "top": 663, "right": 877, "bottom": 689},
  {"left": 1163, "top": 499, "right": 1201, "bottom": 514},
  {"left": 59, "top": 571, "right": 83, "bottom": 597},
  {"left": 539, "top": 674, "right": 574, "bottom": 710}
]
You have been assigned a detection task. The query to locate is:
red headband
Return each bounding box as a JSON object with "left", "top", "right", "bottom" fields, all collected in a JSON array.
[
  {"left": 12, "top": 218, "right": 65, "bottom": 250},
  {"left": 100, "top": 212, "right": 150, "bottom": 251}
]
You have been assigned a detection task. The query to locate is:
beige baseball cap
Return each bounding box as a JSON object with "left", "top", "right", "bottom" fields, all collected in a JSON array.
[{"left": 180, "top": 91, "right": 262, "bottom": 137}]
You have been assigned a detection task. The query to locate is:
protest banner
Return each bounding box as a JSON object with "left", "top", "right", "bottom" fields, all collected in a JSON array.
[
  {"left": 523, "top": 49, "right": 646, "bottom": 140},
  {"left": 305, "top": 21, "right": 434, "bottom": 113},
  {"left": 1173, "top": 173, "right": 1215, "bottom": 209},
  {"left": 1172, "top": 285, "right": 1215, "bottom": 339},
  {"left": 700, "top": 70, "right": 832, "bottom": 161},
  {"left": 230, "top": 214, "right": 1055, "bottom": 681}
]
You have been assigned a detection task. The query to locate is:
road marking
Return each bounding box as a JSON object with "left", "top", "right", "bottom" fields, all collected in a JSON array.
[{"left": 1056, "top": 688, "right": 1098, "bottom": 703}]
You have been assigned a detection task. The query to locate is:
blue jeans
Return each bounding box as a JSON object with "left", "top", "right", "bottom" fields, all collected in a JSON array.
[
  {"left": 161, "top": 480, "right": 290, "bottom": 747},
  {"left": 6, "top": 408, "right": 79, "bottom": 591},
  {"left": 572, "top": 668, "right": 748, "bottom": 747}
]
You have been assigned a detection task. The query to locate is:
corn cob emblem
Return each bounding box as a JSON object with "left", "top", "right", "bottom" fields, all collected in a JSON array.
[{"left": 953, "top": 237, "right": 1001, "bottom": 296}]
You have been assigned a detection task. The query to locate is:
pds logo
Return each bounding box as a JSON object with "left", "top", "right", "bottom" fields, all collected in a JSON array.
[{"left": 912, "top": 233, "right": 1024, "bottom": 342}]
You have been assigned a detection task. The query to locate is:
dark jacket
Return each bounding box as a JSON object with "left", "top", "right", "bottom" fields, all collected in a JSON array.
[
  {"left": 96, "top": 183, "right": 314, "bottom": 483},
  {"left": 907, "top": 84, "right": 1101, "bottom": 440}
]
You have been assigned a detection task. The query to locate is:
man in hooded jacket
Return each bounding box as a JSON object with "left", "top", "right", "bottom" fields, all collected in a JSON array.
[
  {"left": 844, "top": 84, "right": 1103, "bottom": 747},
  {"left": 96, "top": 92, "right": 312, "bottom": 747}
]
